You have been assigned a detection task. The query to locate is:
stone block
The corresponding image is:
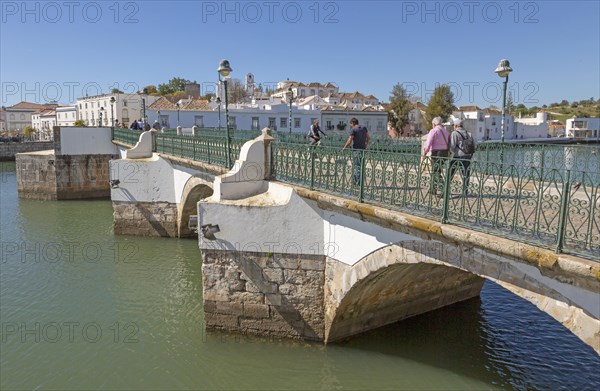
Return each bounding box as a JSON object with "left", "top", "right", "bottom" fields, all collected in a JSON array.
[
  {"left": 300, "top": 258, "right": 325, "bottom": 271},
  {"left": 263, "top": 268, "right": 284, "bottom": 284},
  {"left": 204, "top": 313, "right": 239, "bottom": 329},
  {"left": 265, "top": 293, "right": 282, "bottom": 306},
  {"left": 216, "top": 301, "right": 243, "bottom": 315},
  {"left": 243, "top": 303, "right": 270, "bottom": 318}
]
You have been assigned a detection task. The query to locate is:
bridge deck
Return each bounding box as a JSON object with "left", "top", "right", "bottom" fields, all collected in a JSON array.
[{"left": 112, "top": 129, "right": 599, "bottom": 260}]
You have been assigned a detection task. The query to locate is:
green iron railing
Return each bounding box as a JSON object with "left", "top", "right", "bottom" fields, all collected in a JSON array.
[
  {"left": 112, "top": 128, "right": 599, "bottom": 260},
  {"left": 272, "top": 142, "right": 599, "bottom": 259}
]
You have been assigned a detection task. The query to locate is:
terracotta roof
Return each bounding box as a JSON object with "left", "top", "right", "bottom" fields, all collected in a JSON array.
[
  {"left": 183, "top": 99, "right": 211, "bottom": 111},
  {"left": 148, "top": 96, "right": 211, "bottom": 111},
  {"left": 459, "top": 105, "right": 481, "bottom": 112},
  {"left": 8, "top": 101, "right": 46, "bottom": 110},
  {"left": 484, "top": 107, "right": 502, "bottom": 114}
]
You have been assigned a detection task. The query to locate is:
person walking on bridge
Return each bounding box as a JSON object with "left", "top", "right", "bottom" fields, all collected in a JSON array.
[
  {"left": 342, "top": 118, "right": 370, "bottom": 185},
  {"left": 422, "top": 116, "right": 450, "bottom": 197}
]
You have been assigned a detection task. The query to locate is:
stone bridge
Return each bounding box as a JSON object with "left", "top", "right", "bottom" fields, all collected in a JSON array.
[{"left": 106, "top": 129, "right": 599, "bottom": 354}]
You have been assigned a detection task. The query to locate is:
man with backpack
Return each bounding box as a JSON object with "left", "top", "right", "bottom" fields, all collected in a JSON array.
[{"left": 449, "top": 119, "right": 476, "bottom": 195}]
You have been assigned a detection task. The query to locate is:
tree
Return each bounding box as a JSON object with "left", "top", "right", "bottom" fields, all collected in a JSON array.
[
  {"left": 74, "top": 119, "right": 87, "bottom": 127},
  {"left": 158, "top": 77, "right": 192, "bottom": 95},
  {"left": 388, "top": 83, "right": 412, "bottom": 137},
  {"left": 227, "top": 78, "right": 248, "bottom": 103},
  {"left": 506, "top": 92, "right": 514, "bottom": 114},
  {"left": 423, "top": 85, "right": 454, "bottom": 129},
  {"left": 144, "top": 85, "right": 158, "bottom": 95},
  {"left": 23, "top": 126, "right": 36, "bottom": 139},
  {"left": 111, "top": 88, "right": 123, "bottom": 94}
]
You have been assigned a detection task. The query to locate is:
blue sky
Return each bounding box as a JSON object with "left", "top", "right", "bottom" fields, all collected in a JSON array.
[{"left": 1, "top": 0, "right": 599, "bottom": 108}]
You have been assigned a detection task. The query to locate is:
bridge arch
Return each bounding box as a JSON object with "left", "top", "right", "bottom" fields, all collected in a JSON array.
[
  {"left": 178, "top": 176, "right": 213, "bottom": 238},
  {"left": 324, "top": 241, "right": 600, "bottom": 352}
]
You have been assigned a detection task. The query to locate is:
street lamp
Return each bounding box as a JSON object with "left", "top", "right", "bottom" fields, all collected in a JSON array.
[
  {"left": 141, "top": 88, "right": 148, "bottom": 128},
  {"left": 99, "top": 107, "right": 104, "bottom": 127},
  {"left": 216, "top": 97, "right": 221, "bottom": 131},
  {"left": 110, "top": 96, "right": 116, "bottom": 127},
  {"left": 495, "top": 59, "right": 513, "bottom": 144},
  {"left": 176, "top": 102, "right": 180, "bottom": 127},
  {"left": 157, "top": 110, "right": 161, "bottom": 127},
  {"left": 287, "top": 87, "right": 294, "bottom": 133},
  {"left": 218, "top": 59, "right": 233, "bottom": 167}
]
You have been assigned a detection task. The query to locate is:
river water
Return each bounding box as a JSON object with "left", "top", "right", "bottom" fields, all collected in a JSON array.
[{"left": 0, "top": 162, "right": 598, "bottom": 390}]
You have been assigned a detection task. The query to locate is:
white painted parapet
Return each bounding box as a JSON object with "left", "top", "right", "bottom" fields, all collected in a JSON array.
[
  {"left": 213, "top": 128, "right": 274, "bottom": 201},
  {"left": 125, "top": 130, "right": 154, "bottom": 159}
]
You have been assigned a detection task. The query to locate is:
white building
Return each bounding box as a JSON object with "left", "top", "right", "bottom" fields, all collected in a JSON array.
[
  {"left": 321, "top": 106, "right": 388, "bottom": 135},
  {"left": 273, "top": 81, "right": 339, "bottom": 99},
  {"left": 31, "top": 109, "right": 57, "bottom": 140},
  {"left": 452, "top": 106, "right": 517, "bottom": 142},
  {"left": 3, "top": 102, "right": 56, "bottom": 134},
  {"left": 146, "top": 96, "right": 320, "bottom": 133},
  {"left": 76, "top": 93, "right": 160, "bottom": 127},
  {"left": 56, "top": 105, "right": 77, "bottom": 127},
  {"left": 514, "top": 112, "right": 549, "bottom": 139},
  {"left": 565, "top": 117, "right": 600, "bottom": 138}
]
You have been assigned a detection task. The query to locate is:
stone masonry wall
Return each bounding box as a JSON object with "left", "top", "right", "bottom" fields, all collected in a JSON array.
[
  {"left": 16, "top": 151, "right": 57, "bottom": 200},
  {"left": 55, "top": 154, "right": 112, "bottom": 199},
  {"left": 0, "top": 142, "right": 54, "bottom": 161},
  {"left": 113, "top": 201, "right": 178, "bottom": 237},
  {"left": 201, "top": 250, "right": 326, "bottom": 341},
  {"left": 16, "top": 151, "right": 112, "bottom": 200}
]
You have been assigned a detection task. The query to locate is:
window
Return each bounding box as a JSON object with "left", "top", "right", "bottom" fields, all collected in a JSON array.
[
  {"left": 377, "top": 121, "right": 384, "bottom": 131},
  {"left": 310, "top": 89, "right": 315, "bottom": 95},
  {"left": 479, "top": 127, "right": 482, "bottom": 133},
  {"left": 280, "top": 118, "right": 287, "bottom": 129},
  {"left": 251, "top": 117, "right": 259, "bottom": 130},
  {"left": 294, "top": 118, "right": 301, "bottom": 128},
  {"left": 123, "top": 100, "right": 128, "bottom": 107},
  {"left": 194, "top": 116, "right": 204, "bottom": 127},
  {"left": 268, "top": 117, "right": 276, "bottom": 129},
  {"left": 159, "top": 115, "right": 169, "bottom": 128},
  {"left": 20, "top": 114, "right": 25, "bottom": 120},
  {"left": 326, "top": 120, "right": 332, "bottom": 130},
  {"left": 85, "top": 103, "right": 88, "bottom": 109},
  {"left": 229, "top": 116, "right": 237, "bottom": 129}
]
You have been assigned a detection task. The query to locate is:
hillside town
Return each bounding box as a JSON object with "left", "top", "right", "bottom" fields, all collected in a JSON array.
[{"left": 1, "top": 74, "right": 599, "bottom": 142}]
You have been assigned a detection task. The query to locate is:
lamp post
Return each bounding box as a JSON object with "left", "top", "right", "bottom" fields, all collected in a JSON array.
[
  {"left": 495, "top": 59, "right": 513, "bottom": 175},
  {"left": 157, "top": 110, "right": 161, "bottom": 127},
  {"left": 218, "top": 59, "right": 233, "bottom": 167},
  {"left": 141, "top": 88, "right": 148, "bottom": 128},
  {"left": 216, "top": 97, "right": 221, "bottom": 130},
  {"left": 495, "top": 59, "right": 513, "bottom": 144},
  {"left": 287, "top": 87, "right": 294, "bottom": 133},
  {"left": 176, "top": 102, "right": 180, "bottom": 127},
  {"left": 110, "top": 96, "right": 115, "bottom": 127},
  {"left": 99, "top": 107, "right": 104, "bottom": 127}
]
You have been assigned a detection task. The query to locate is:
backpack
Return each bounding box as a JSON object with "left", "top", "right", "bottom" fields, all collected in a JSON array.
[{"left": 457, "top": 130, "right": 475, "bottom": 155}]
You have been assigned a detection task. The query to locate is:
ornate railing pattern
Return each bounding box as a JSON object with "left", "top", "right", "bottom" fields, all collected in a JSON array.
[{"left": 112, "top": 128, "right": 599, "bottom": 260}]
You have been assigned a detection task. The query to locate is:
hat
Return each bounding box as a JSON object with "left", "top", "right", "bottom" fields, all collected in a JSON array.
[{"left": 453, "top": 119, "right": 463, "bottom": 126}]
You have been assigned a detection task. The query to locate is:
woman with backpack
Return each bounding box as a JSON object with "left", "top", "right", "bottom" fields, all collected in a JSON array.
[{"left": 449, "top": 119, "right": 475, "bottom": 195}]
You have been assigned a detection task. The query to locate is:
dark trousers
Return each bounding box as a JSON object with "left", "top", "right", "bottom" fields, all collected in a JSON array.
[
  {"left": 429, "top": 150, "right": 449, "bottom": 194},
  {"left": 449, "top": 158, "right": 472, "bottom": 194},
  {"left": 352, "top": 151, "right": 364, "bottom": 185}
]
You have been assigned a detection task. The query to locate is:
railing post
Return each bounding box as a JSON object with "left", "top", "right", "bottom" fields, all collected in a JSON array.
[
  {"left": 359, "top": 150, "right": 366, "bottom": 203},
  {"left": 441, "top": 156, "right": 452, "bottom": 224},
  {"left": 310, "top": 146, "right": 315, "bottom": 190},
  {"left": 555, "top": 170, "right": 571, "bottom": 253}
]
